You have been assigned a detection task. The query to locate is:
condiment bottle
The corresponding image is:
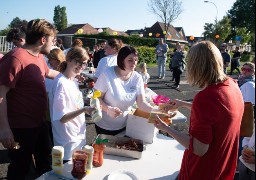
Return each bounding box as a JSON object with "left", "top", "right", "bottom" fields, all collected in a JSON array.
[
  {"left": 71, "top": 150, "right": 88, "bottom": 179},
  {"left": 82, "top": 145, "right": 94, "bottom": 174},
  {"left": 92, "top": 138, "right": 108, "bottom": 167},
  {"left": 52, "top": 146, "right": 64, "bottom": 174},
  {"left": 90, "top": 90, "right": 102, "bottom": 122},
  {"left": 88, "top": 62, "right": 93, "bottom": 74}
]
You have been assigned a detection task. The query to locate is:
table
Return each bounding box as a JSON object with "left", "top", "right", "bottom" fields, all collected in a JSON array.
[{"left": 37, "top": 133, "right": 185, "bottom": 180}]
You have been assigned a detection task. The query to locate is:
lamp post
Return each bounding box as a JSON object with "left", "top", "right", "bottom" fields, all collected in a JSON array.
[{"left": 204, "top": 1, "right": 218, "bottom": 22}]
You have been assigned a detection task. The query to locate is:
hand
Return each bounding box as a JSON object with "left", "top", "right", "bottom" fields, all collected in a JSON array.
[
  {"left": 242, "top": 147, "right": 255, "bottom": 164},
  {"left": 154, "top": 115, "right": 169, "bottom": 132},
  {"left": 158, "top": 101, "right": 178, "bottom": 113},
  {"left": 0, "top": 128, "right": 17, "bottom": 149},
  {"left": 107, "top": 106, "right": 123, "bottom": 118},
  {"left": 84, "top": 106, "right": 97, "bottom": 116},
  {"left": 75, "top": 74, "right": 86, "bottom": 83}
]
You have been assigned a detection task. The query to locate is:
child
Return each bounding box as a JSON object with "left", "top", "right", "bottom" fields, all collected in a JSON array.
[{"left": 138, "top": 62, "right": 150, "bottom": 88}]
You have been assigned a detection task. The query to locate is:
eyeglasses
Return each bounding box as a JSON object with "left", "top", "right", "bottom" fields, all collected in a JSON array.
[
  {"left": 241, "top": 67, "right": 252, "bottom": 72},
  {"left": 75, "top": 60, "right": 87, "bottom": 68}
]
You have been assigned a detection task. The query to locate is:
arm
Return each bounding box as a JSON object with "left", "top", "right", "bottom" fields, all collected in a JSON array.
[
  {"left": 60, "top": 106, "right": 95, "bottom": 123},
  {"left": 0, "top": 85, "right": 16, "bottom": 149},
  {"left": 47, "top": 69, "right": 60, "bottom": 79},
  {"left": 97, "top": 91, "right": 123, "bottom": 118},
  {"left": 154, "top": 115, "right": 209, "bottom": 156}
]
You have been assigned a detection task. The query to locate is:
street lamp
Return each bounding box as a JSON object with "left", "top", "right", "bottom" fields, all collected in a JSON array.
[{"left": 204, "top": 1, "right": 218, "bottom": 22}]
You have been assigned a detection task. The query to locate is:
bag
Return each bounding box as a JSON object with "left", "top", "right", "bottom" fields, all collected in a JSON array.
[{"left": 240, "top": 102, "right": 254, "bottom": 137}]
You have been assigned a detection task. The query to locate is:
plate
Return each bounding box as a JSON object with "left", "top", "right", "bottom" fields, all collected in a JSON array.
[{"left": 108, "top": 170, "right": 139, "bottom": 180}]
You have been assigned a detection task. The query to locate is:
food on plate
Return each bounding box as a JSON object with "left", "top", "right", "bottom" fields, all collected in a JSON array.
[
  {"left": 115, "top": 139, "right": 143, "bottom": 151},
  {"left": 148, "top": 112, "right": 176, "bottom": 125},
  {"left": 159, "top": 103, "right": 178, "bottom": 112}
]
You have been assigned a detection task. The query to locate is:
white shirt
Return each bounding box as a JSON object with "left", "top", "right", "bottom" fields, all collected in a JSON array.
[
  {"left": 240, "top": 81, "right": 255, "bottom": 105},
  {"left": 94, "top": 54, "right": 117, "bottom": 78},
  {"left": 94, "top": 66, "right": 144, "bottom": 130},
  {"left": 48, "top": 73, "right": 86, "bottom": 160}
]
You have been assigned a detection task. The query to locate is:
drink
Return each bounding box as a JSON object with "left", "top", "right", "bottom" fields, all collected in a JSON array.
[
  {"left": 52, "top": 146, "right": 64, "bottom": 174},
  {"left": 71, "top": 150, "right": 88, "bottom": 179}
]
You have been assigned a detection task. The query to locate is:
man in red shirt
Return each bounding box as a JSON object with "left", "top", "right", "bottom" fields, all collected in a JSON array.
[
  {"left": 0, "top": 19, "right": 59, "bottom": 180},
  {"left": 154, "top": 41, "right": 244, "bottom": 180}
]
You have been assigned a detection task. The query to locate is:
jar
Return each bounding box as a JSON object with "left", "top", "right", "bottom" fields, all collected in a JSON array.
[
  {"left": 71, "top": 150, "right": 88, "bottom": 179},
  {"left": 92, "top": 144, "right": 105, "bottom": 167}
]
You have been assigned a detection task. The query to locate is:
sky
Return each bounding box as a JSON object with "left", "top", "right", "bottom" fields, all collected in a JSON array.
[{"left": 0, "top": 0, "right": 237, "bottom": 37}]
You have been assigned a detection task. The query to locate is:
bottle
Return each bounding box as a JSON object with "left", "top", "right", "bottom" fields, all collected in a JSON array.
[
  {"left": 52, "top": 146, "right": 64, "bottom": 175},
  {"left": 90, "top": 90, "right": 102, "bottom": 122},
  {"left": 92, "top": 144, "right": 105, "bottom": 167},
  {"left": 88, "top": 62, "right": 93, "bottom": 74},
  {"left": 82, "top": 145, "right": 94, "bottom": 174},
  {"left": 92, "top": 138, "right": 108, "bottom": 167},
  {"left": 71, "top": 150, "right": 88, "bottom": 179}
]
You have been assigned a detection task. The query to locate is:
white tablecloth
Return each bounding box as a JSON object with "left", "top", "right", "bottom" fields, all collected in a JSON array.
[{"left": 37, "top": 133, "right": 185, "bottom": 180}]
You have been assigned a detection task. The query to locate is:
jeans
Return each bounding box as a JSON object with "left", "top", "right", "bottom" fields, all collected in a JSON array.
[
  {"left": 7, "top": 121, "right": 52, "bottom": 180},
  {"left": 157, "top": 57, "right": 166, "bottom": 77}
]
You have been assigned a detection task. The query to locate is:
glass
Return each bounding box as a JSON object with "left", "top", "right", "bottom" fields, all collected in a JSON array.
[
  {"left": 75, "top": 60, "right": 87, "bottom": 68},
  {"left": 241, "top": 67, "right": 252, "bottom": 72}
]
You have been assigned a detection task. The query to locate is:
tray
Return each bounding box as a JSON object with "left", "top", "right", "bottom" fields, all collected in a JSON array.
[{"left": 93, "top": 134, "right": 145, "bottom": 159}]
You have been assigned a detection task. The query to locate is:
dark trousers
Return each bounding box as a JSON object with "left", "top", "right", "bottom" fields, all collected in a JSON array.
[
  {"left": 173, "top": 68, "right": 182, "bottom": 86},
  {"left": 7, "top": 121, "right": 52, "bottom": 180},
  {"left": 95, "top": 124, "right": 126, "bottom": 136}
]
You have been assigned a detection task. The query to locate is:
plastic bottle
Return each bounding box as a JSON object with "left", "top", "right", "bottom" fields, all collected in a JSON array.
[
  {"left": 92, "top": 144, "right": 105, "bottom": 167},
  {"left": 92, "top": 138, "right": 108, "bottom": 167},
  {"left": 88, "top": 62, "right": 93, "bottom": 74},
  {"left": 52, "top": 146, "right": 64, "bottom": 174},
  {"left": 82, "top": 145, "right": 94, "bottom": 174},
  {"left": 90, "top": 90, "right": 102, "bottom": 122},
  {"left": 71, "top": 150, "right": 88, "bottom": 179}
]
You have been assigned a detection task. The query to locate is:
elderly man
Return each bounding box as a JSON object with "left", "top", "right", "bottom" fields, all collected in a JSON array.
[{"left": 155, "top": 38, "right": 168, "bottom": 79}]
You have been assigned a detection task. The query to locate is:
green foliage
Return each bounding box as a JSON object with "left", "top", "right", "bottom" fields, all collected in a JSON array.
[
  {"left": 0, "top": 27, "right": 11, "bottom": 36},
  {"left": 9, "top": 17, "right": 28, "bottom": 29},
  {"left": 228, "top": 0, "right": 255, "bottom": 33},
  {"left": 53, "top": 5, "right": 68, "bottom": 31},
  {"left": 136, "top": 46, "right": 156, "bottom": 64},
  {"left": 74, "top": 34, "right": 159, "bottom": 47},
  {"left": 240, "top": 54, "right": 254, "bottom": 62},
  {"left": 203, "top": 16, "right": 231, "bottom": 43}
]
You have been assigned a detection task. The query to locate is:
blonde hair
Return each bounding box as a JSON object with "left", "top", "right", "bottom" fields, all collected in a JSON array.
[
  {"left": 59, "top": 47, "right": 89, "bottom": 72},
  {"left": 139, "top": 62, "right": 147, "bottom": 74},
  {"left": 47, "top": 48, "right": 65, "bottom": 69},
  {"left": 186, "top": 41, "right": 227, "bottom": 88},
  {"left": 71, "top": 38, "right": 83, "bottom": 47}
]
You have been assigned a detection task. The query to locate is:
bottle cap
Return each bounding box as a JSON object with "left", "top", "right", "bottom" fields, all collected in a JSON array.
[{"left": 93, "top": 90, "right": 101, "bottom": 99}]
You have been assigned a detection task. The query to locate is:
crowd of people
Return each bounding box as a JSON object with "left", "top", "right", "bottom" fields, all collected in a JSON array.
[{"left": 0, "top": 19, "right": 255, "bottom": 180}]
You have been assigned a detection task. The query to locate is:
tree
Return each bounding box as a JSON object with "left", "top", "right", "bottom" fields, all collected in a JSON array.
[
  {"left": 9, "top": 17, "right": 28, "bottom": 29},
  {"left": 53, "top": 5, "right": 68, "bottom": 31},
  {"left": 203, "top": 16, "right": 231, "bottom": 44},
  {"left": 148, "top": 0, "right": 183, "bottom": 35},
  {"left": 228, "top": 0, "right": 255, "bottom": 33}
]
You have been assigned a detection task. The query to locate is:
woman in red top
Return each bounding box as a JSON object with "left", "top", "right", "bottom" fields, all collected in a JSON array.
[{"left": 154, "top": 41, "right": 244, "bottom": 180}]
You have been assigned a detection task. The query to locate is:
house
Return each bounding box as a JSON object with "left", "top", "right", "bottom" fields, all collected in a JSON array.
[
  {"left": 57, "top": 24, "right": 128, "bottom": 48},
  {"left": 143, "top": 22, "right": 188, "bottom": 44}
]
